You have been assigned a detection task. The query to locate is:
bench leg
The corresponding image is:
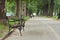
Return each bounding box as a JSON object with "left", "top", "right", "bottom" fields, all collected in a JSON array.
[
  {"left": 20, "top": 30, "right": 22, "bottom": 36},
  {"left": 22, "top": 24, "right": 25, "bottom": 31},
  {"left": 23, "top": 26, "right": 24, "bottom": 31},
  {"left": 9, "top": 26, "right": 11, "bottom": 32},
  {"left": 18, "top": 26, "right": 22, "bottom": 36}
]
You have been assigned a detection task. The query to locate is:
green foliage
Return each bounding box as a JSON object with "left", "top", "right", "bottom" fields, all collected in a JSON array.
[
  {"left": 6, "top": 0, "right": 60, "bottom": 17},
  {"left": 27, "top": 0, "right": 49, "bottom": 13},
  {"left": 27, "top": 0, "right": 37, "bottom": 13},
  {"left": 54, "top": 0, "right": 60, "bottom": 10},
  {"left": 54, "top": 0, "right": 60, "bottom": 17},
  {"left": 6, "top": 0, "right": 16, "bottom": 13},
  {"left": 37, "top": 0, "right": 49, "bottom": 9}
]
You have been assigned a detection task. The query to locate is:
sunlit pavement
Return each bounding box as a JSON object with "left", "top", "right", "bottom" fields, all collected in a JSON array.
[{"left": 5, "top": 17, "right": 60, "bottom": 40}]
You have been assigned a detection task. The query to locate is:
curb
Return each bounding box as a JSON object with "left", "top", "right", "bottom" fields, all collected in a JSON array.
[{"left": 1, "top": 29, "right": 15, "bottom": 40}]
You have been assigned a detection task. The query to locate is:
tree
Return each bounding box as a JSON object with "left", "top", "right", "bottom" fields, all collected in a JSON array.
[
  {"left": 49, "top": 0, "right": 54, "bottom": 16},
  {"left": 0, "top": 0, "right": 7, "bottom": 25},
  {"left": 15, "top": 0, "right": 20, "bottom": 17},
  {"left": 0, "top": 0, "right": 6, "bottom": 19},
  {"left": 54, "top": 0, "right": 60, "bottom": 18}
]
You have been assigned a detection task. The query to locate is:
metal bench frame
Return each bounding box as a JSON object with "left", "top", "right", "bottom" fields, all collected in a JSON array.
[{"left": 7, "top": 18, "right": 25, "bottom": 36}]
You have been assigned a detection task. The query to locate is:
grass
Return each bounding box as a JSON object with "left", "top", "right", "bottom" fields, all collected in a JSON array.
[
  {"left": 39, "top": 16, "right": 52, "bottom": 19},
  {"left": 23, "top": 16, "right": 30, "bottom": 21},
  {"left": 0, "top": 24, "right": 8, "bottom": 38},
  {"left": 0, "top": 20, "right": 16, "bottom": 38},
  {"left": 52, "top": 16, "right": 58, "bottom": 19}
]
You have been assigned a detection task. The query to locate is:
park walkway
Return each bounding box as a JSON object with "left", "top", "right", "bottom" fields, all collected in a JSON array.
[{"left": 5, "top": 17, "right": 60, "bottom": 40}]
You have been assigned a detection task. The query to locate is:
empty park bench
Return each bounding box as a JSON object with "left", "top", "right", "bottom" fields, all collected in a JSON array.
[{"left": 6, "top": 16, "right": 25, "bottom": 36}]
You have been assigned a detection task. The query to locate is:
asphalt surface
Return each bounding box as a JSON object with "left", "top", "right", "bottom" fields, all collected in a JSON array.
[{"left": 5, "top": 17, "right": 60, "bottom": 40}]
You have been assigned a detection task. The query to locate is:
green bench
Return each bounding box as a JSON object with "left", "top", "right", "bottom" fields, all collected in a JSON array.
[{"left": 6, "top": 17, "right": 25, "bottom": 36}]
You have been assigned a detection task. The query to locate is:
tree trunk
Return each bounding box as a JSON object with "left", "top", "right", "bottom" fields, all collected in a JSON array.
[
  {"left": 25, "top": 7, "right": 28, "bottom": 16},
  {"left": 15, "top": 0, "right": 20, "bottom": 17},
  {"left": 0, "top": 0, "right": 7, "bottom": 25},
  {"left": 0, "top": 0, "right": 6, "bottom": 19},
  {"left": 36, "top": 5, "right": 40, "bottom": 16},
  {"left": 36, "top": 8, "right": 40, "bottom": 16},
  {"left": 49, "top": 0, "right": 54, "bottom": 16},
  {"left": 29, "top": 9, "right": 32, "bottom": 17},
  {"left": 43, "top": 3, "right": 49, "bottom": 16}
]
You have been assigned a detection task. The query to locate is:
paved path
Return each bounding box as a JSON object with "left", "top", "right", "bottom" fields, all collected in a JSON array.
[{"left": 5, "top": 17, "right": 60, "bottom": 40}]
